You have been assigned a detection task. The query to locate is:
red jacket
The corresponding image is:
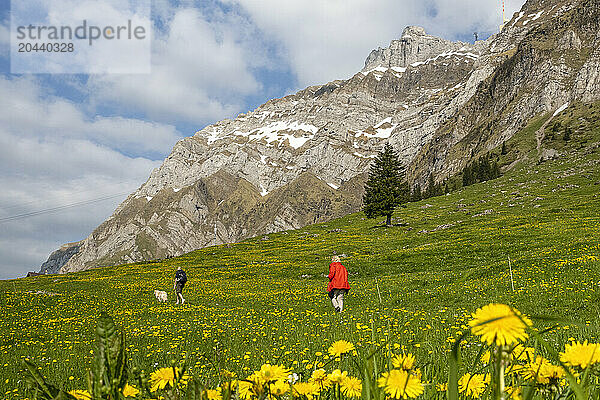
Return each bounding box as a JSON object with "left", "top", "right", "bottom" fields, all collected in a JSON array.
[{"left": 327, "top": 262, "right": 350, "bottom": 292}]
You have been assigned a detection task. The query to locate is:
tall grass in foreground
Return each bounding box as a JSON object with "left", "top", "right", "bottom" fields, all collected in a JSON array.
[{"left": 22, "top": 303, "right": 600, "bottom": 400}]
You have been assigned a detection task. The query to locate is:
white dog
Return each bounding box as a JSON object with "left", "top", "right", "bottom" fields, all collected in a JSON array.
[{"left": 154, "top": 290, "right": 168, "bottom": 302}]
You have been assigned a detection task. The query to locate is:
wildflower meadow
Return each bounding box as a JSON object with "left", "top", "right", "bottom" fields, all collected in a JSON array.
[{"left": 1, "top": 105, "right": 600, "bottom": 399}]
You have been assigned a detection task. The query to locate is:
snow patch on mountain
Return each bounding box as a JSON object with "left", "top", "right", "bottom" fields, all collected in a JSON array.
[
  {"left": 355, "top": 117, "right": 397, "bottom": 139},
  {"left": 410, "top": 49, "right": 479, "bottom": 67},
  {"left": 553, "top": 102, "right": 570, "bottom": 117},
  {"left": 200, "top": 121, "right": 319, "bottom": 149},
  {"left": 259, "top": 185, "right": 269, "bottom": 197}
]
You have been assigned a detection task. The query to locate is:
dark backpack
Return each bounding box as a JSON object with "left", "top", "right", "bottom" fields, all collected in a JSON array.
[{"left": 175, "top": 269, "right": 187, "bottom": 283}]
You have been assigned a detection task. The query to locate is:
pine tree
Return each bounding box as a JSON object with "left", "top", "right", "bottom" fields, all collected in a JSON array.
[
  {"left": 363, "top": 144, "right": 409, "bottom": 226},
  {"left": 478, "top": 155, "right": 491, "bottom": 182},
  {"left": 501, "top": 141, "right": 508, "bottom": 155},
  {"left": 411, "top": 183, "right": 422, "bottom": 202},
  {"left": 492, "top": 160, "right": 501, "bottom": 179},
  {"left": 425, "top": 174, "right": 436, "bottom": 198},
  {"left": 462, "top": 164, "right": 473, "bottom": 187},
  {"left": 563, "top": 127, "right": 572, "bottom": 141}
]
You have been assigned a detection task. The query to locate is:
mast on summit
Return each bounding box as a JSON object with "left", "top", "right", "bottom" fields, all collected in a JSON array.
[{"left": 499, "top": 0, "right": 510, "bottom": 31}]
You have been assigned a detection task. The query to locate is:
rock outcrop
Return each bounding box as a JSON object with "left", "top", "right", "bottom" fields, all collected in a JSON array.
[
  {"left": 410, "top": 0, "right": 600, "bottom": 180},
  {"left": 40, "top": 241, "right": 82, "bottom": 274},
  {"left": 42, "top": 0, "right": 600, "bottom": 273}
]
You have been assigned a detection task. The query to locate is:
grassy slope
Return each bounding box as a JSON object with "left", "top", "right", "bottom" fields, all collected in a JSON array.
[{"left": 1, "top": 102, "right": 599, "bottom": 398}]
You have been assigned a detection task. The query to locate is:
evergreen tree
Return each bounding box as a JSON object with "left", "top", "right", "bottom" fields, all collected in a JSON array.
[
  {"left": 552, "top": 122, "right": 561, "bottom": 133},
  {"left": 462, "top": 164, "right": 473, "bottom": 187},
  {"left": 411, "top": 183, "right": 422, "bottom": 202},
  {"left": 563, "top": 127, "right": 572, "bottom": 141},
  {"left": 501, "top": 141, "right": 508, "bottom": 155},
  {"left": 492, "top": 160, "right": 501, "bottom": 179},
  {"left": 425, "top": 174, "right": 435, "bottom": 198},
  {"left": 462, "top": 152, "right": 502, "bottom": 188},
  {"left": 363, "top": 144, "right": 409, "bottom": 226},
  {"left": 478, "top": 155, "right": 491, "bottom": 182}
]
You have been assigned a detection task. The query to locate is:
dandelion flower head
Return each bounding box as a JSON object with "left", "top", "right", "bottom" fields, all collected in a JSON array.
[
  {"left": 340, "top": 376, "right": 362, "bottom": 398},
  {"left": 377, "top": 369, "right": 424, "bottom": 399},
  {"left": 328, "top": 340, "right": 355, "bottom": 357},
  {"left": 469, "top": 303, "right": 532, "bottom": 346},
  {"left": 458, "top": 373, "right": 489, "bottom": 398},
  {"left": 392, "top": 353, "right": 416, "bottom": 370},
  {"left": 560, "top": 341, "right": 600, "bottom": 369}
]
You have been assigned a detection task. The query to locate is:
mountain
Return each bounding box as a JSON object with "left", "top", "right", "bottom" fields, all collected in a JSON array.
[{"left": 42, "top": 0, "right": 600, "bottom": 274}]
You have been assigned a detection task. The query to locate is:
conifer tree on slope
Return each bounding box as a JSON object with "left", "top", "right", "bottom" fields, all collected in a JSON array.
[{"left": 363, "top": 144, "right": 409, "bottom": 226}]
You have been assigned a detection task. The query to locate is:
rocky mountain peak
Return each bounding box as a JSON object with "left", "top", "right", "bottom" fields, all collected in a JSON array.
[
  {"left": 402, "top": 26, "right": 427, "bottom": 36},
  {"left": 363, "top": 26, "right": 472, "bottom": 72}
]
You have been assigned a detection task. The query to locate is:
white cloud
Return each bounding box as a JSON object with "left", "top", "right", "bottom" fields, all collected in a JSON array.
[
  {"left": 225, "top": 0, "right": 526, "bottom": 87},
  {"left": 88, "top": 7, "right": 270, "bottom": 124},
  {"left": 0, "top": 75, "right": 164, "bottom": 279},
  {"left": 0, "top": 76, "right": 181, "bottom": 154}
]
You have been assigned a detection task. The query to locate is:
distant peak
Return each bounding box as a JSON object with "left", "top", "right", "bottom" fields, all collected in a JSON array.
[
  {"left": 363, "top": 26, "right": 467, "bottom": 71},
  {"left": 401, "top": 26, "right": 427, "bottom": 37}
]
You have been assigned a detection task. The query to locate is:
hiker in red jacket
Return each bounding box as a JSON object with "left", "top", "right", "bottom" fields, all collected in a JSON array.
[{"left": 327, "top": 255, "right": 350, "bottom": 312}]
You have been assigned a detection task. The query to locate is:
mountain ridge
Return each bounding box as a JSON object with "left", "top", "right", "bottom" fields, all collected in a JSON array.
[{"left": 40, "top": 0, "right": 600, "bottom": 274}]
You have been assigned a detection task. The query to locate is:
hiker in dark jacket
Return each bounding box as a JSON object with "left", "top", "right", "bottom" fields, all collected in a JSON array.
[{"left": 174, "top": 266, "right": 187, "bottom": 304}]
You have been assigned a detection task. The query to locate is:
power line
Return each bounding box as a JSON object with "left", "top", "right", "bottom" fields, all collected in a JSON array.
[
  {"left": 0, "top": 191, "right": 132, "bottom": 224},
  {"left": 0, "top": 180, "right": 140, "bottom": 212}
]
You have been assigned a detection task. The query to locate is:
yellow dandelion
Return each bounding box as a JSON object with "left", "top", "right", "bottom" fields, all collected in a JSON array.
[
  {"left": 247, "top": 371, "right": 265, "bottom": 386},
  {"left": 238, "top": 380, "right": 256, "bottom": 400},
  {"left": 520, "top": 356, "right": 549, "bottom": 381},
  {"left": 392, "top": 353, "right": 416, "bottom": 370},
  {"left": 560, "top": 341, "right": 600, "bottom": 369},
  {"left": 458, "top": 373, "right": 489, "bottom": 398},
  {"left": 477, "top": 350, "right": 490, "bottom": 364},
  {"left": 149, "top": 367, "right": 188, "bottom": 392},
  {"left": 206, "top": 388, "right": 222, "bottom": 400},
  {"left": 309, "top": 369, "right": 331, "bottom": 388},
  {"left": 377, "top": 369, "right": 424, "bottom": 399},
  {"left": 340, "top": 376, "right": 362, "bottom": 398},
  {"left": 436, "top": 383, "right": 447, "bottom": 392},
  {"left": 328, "top": 369, "right": 348, "bottom": 384},
  {"left": 68, "top": 390, "right": 91, "bottom": 400},
  {"left": 292, "top": 381, "right": 320, "bottom": 399},
  {"left": 469, "top": 304, "right": 532, "bottom": 346},
  {"left": 270, "top": 379, "right": 289, "bottom": 396},
  {"left": 256, "top": 364, "right": 290, "bottom": 383},
  {"left": 150, "top": 367, "right": 175, "bottom": 392},
  {"left": 328, "top": 340, "right": 355, "bottom": 357},
  {"left": 221, "top": 369, "right": 237, "bottom": 379},
  {"left": 511, "top": 344, "right": 536, "bottom": 362},
  {"left": 543, "top": 365, "right": 565, "bottom": 381},
  {"left": 520, "top": 356, "right": 561, "bottom": 384},
  {"left": 122, "top": 384, "right": 140, "bottom": 398},
  {"left": 247, "top": 373, "right": 268, "bottom": 396},
  {"left": 506, "top": 386, "right": 522, "bottom": 400}
]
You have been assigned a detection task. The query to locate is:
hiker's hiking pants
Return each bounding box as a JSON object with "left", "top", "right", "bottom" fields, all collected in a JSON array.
[{"left": 330, "top": 289, "right": 345, "bottom": 311}]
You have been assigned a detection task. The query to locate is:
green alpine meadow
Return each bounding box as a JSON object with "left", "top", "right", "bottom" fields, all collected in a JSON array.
[{"left": 2, "top": 102, "right": 599, "bottom": 399}]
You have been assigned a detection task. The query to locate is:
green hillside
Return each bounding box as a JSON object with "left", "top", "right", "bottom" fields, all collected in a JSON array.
[{"left": 1, "top": 102, "right": 600, "bottom": 399}]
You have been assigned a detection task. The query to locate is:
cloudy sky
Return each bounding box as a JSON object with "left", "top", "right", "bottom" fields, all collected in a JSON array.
[{"left": 0, "top": 0, "right": 526, "bottom": 280}]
